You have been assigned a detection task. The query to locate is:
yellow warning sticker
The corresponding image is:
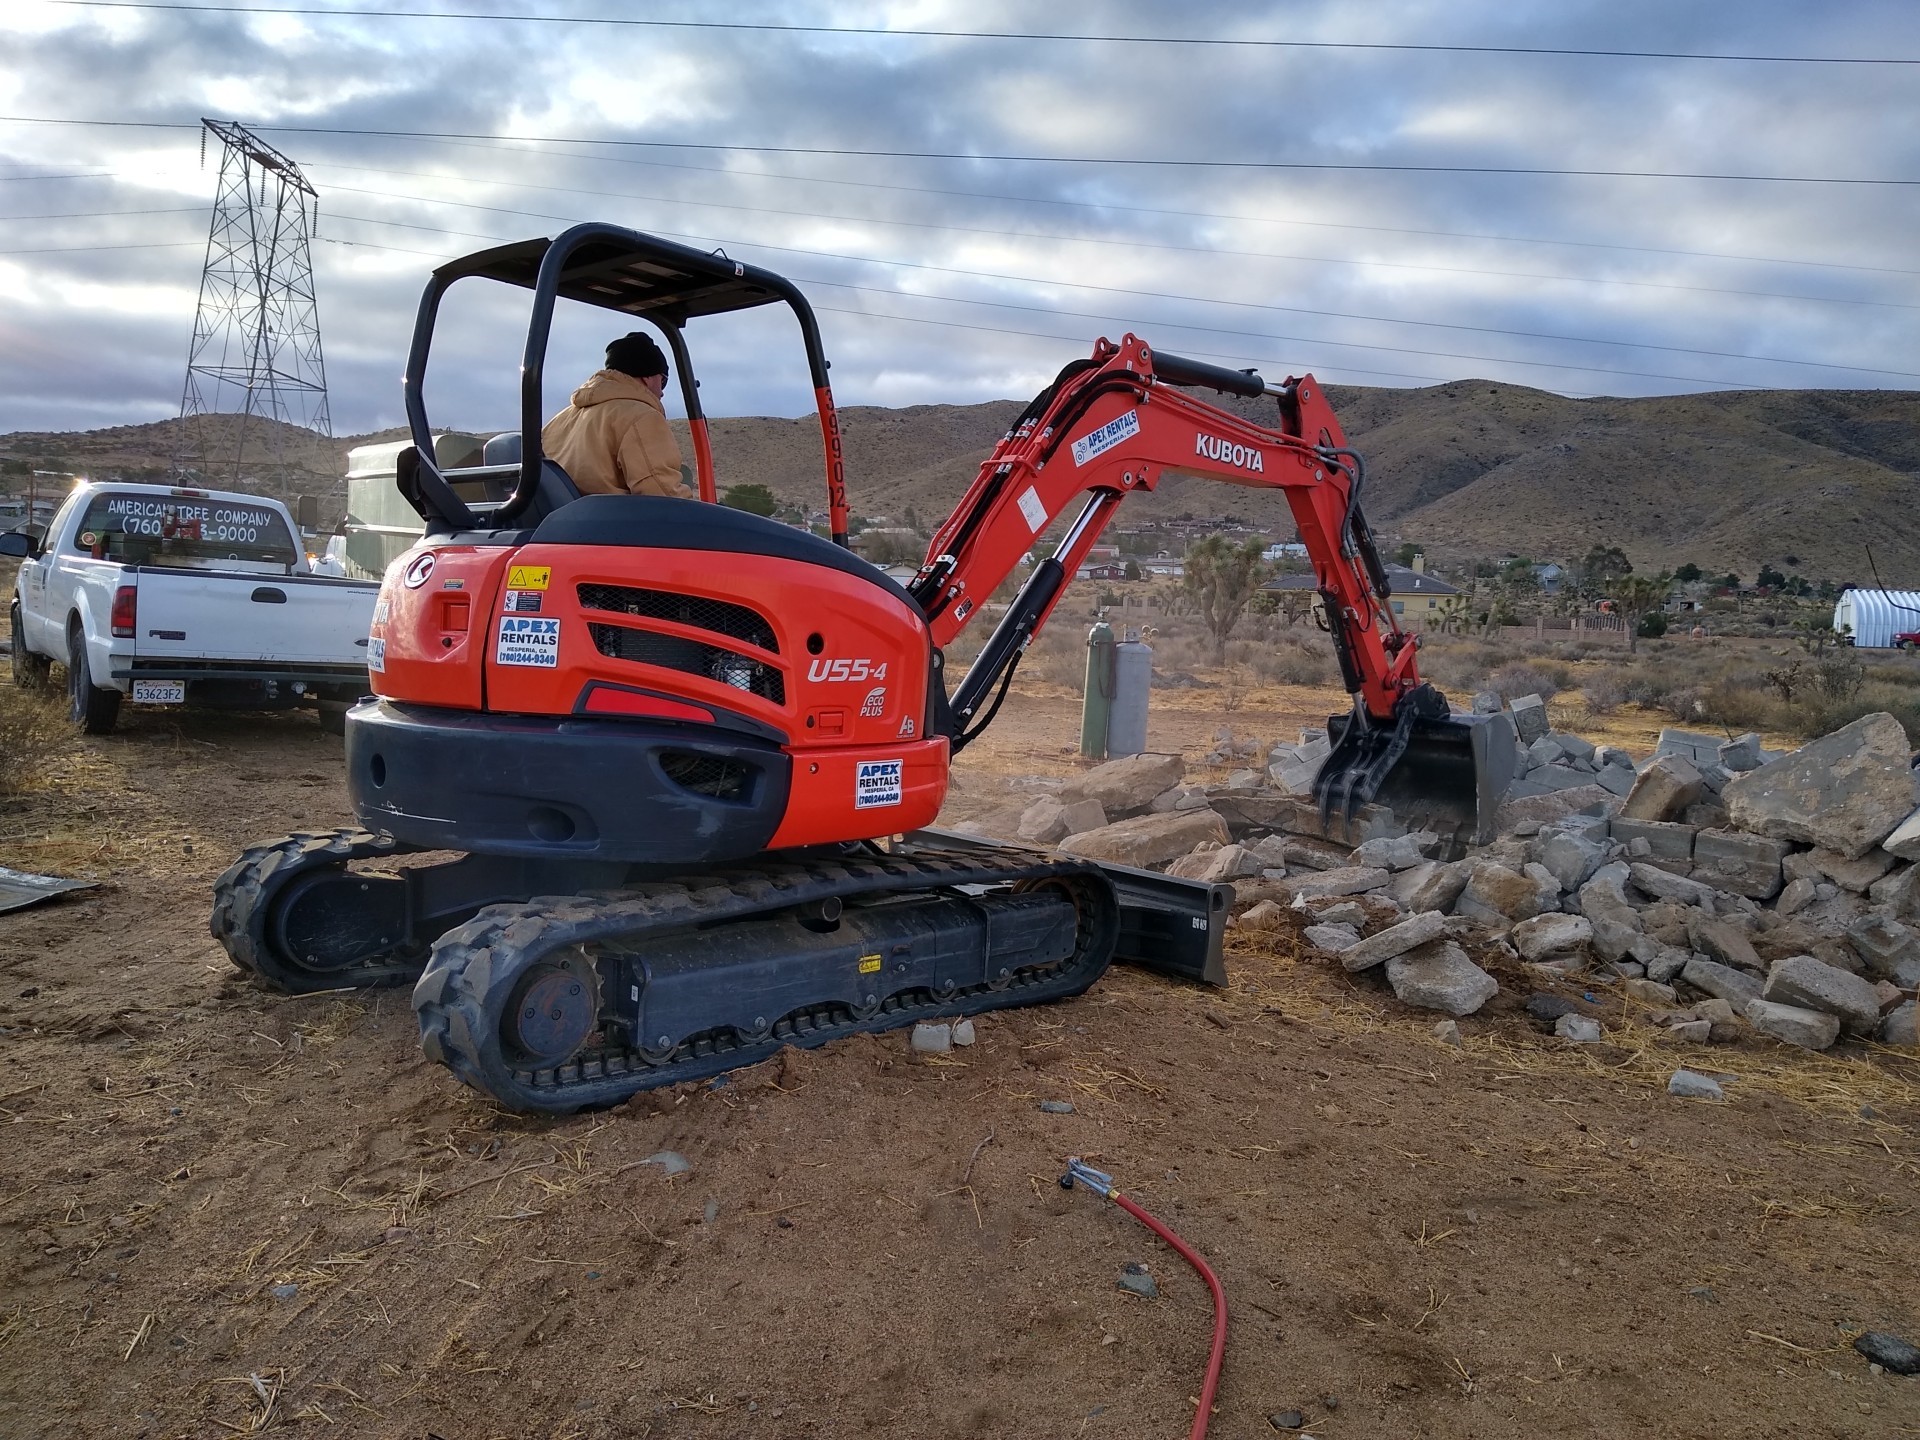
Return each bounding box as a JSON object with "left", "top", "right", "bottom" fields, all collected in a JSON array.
[
  {"left": 858, "top": 955, "right": 882, "bottom": 975},
  {"left": 507, "top": 565, "right": 551, "bottom": 591}
]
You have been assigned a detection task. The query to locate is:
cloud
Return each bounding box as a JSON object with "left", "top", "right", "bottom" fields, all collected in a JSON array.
[{"left": 1, "top": 0, "right": 1916, "bottom": 442}]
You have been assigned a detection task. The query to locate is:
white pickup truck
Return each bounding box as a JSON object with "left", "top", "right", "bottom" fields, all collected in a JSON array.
[{"left": 4, "top": 481, "right": 378, "bottom": 734}]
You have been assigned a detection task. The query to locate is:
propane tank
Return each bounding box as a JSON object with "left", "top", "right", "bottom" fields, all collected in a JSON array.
[
  {"left": 1080, "top": 621, "right": 1116, "bottom": 759},
  {"left": 1106, "top": 629, "right": 1152, "bottom": 758}
]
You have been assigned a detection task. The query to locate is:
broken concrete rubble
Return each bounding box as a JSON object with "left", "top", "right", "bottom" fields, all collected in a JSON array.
[
  {"left": 1337, "top": 909, "right": 1449, "bottom": 973},
  {"left": 1058, "top": 752, "right": 1188, "bottom": 815},
  {"left": 1743, "top": 997, "right": 1841, "bottom": 1051},
  {"left": 1454, "top": 862, "right": 1555, "bottom": 924},
  {"left": 1620, "top": 754, "right": 1706, "bottom": 823},
  {"left": 1762, "top": 954, "right": 1883, "bottom": 1036},
  {"left": 1059, "top": 808, "right": 1230, "bottom": 868},
  {"left": 1277, "top": 866, "right": 1392, "bottom": 902},
  {"left": 1690, "top": 829, "right": 1787, "bottom": 900},
  {"left": 1510, "top": 912, "right": 1592, "bottom": 961},
  {"left": 1722, "top": 712, "right": 1914, "bottom": 860},
  {"left": 1386, "top": 940, "right": 1499, "bottom": 1016},
  {"left": 1681, "top": 956, "right": 1764, "bottom": 1009}
]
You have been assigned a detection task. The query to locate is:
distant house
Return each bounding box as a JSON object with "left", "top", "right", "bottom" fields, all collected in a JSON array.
[
  {"left": 1078, "top": 561, "right": 1128, "bottom": 581},
  {"left": 1533, "top": 562, "right": 1566, "bottom": 595},
  {"left": 1262, "top": 542, "right": 1307, "bottom": 562},
  {"left": 1262, "top": 557, "right": 1465, "bottom": 628},
  {"left": 1140, "top": 560, "right": 1185, "bottom": 578}
]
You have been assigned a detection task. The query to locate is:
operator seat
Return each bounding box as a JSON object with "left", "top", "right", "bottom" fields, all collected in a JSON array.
[{"left": 479, "top": 432, "right": 581, "bottom": 527}]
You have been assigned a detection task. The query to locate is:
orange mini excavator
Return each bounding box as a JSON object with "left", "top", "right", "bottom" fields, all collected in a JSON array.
[{"left": 214, "top": 223, "right": 1515, "bottom": 1112}]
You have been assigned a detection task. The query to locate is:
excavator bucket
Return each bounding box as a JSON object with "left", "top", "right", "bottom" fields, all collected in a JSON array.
[{"left": 1317, "top": 706, "right": 1518, "bottom": 851}]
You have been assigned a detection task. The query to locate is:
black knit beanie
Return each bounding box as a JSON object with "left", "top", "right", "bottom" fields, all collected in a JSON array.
[{"left": 606, "top": 331, "right": 669, "bottom": 381}]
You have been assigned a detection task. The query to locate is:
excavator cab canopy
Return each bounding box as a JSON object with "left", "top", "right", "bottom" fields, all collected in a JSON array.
[{"left": 397, "top": 223, "right": 849, "bottom": 539}]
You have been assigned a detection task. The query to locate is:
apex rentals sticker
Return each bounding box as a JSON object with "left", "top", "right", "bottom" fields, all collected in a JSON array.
[
  {"left": 1070, "top": 408, "right": 1139, "bottom": 466},
  {"left": 854, "top": 758, "right": 904, "bottom": 809},
  {"left": 496, "top": 615, "right": 561, "bottom": 668}
]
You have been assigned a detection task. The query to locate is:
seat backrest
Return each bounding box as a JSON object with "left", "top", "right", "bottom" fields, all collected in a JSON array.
[
  {"left": 473, "top": 432, "right": 580, "bottom": 525},
  {"left": 482, "top": 431, "right": 522, "bottom": 466}
]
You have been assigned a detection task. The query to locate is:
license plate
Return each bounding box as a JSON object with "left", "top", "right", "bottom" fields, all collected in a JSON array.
[{"left": 132, "top": 680, "right": 185, "bottom": 704}]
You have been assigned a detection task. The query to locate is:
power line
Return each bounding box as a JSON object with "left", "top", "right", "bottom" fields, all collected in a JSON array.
[
  {"left": 0, "top": 206, "right": 202, "bottom": 220},
  {"left": 0, "top": 239, "right": 197, "bottom": 254},
  {"left": 4, "top": 114, "right": 1914, "bottom": 186},
  {"left": 306, "top": 165, "right": 1920, "bottom": 318},
  {"left": 45, "top": 2, "right": 1920, "bottom": 65},
  {"left": 306, "top": 209, "right": 1865, "bottom": 390},
  {"left": 310, "top": 232, "right": 1576, "bottom": 392},
  {"left": 306, "top": 151, "right": 1919, "bottom": 282},
  {"left": 300, "top": 178, "right": 1920, "bottom": 374}
]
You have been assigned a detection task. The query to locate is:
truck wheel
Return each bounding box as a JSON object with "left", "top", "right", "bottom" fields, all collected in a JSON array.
[
  {"left": 66, "top": 623, "right": 122, "bottom": 735},
  {"left": 10, "top": 601, "right": 50, "bottom": 691}
]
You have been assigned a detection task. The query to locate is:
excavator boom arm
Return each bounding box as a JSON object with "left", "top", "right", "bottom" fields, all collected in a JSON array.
[{"left": 909, "top": 334, "right": 1421, "bottom": 734}]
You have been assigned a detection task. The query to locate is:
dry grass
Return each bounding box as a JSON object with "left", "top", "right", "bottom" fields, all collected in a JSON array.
[{"left": 0, "top": 686, "right": 69, "bottom": 798}]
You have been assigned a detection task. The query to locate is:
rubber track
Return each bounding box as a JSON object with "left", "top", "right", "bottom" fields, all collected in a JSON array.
[
  {"left": 210, "top": 828, "right": 426, "bottom": 993},
  {"left": 413, "top": 845, "right": 1118, "bottom": 1114}
]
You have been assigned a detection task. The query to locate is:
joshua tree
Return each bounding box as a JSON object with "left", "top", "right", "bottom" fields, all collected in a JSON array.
[
  {"left": 1182, "top": 535, "right": 1271, "bottom": 663},
  {"left": 1606, "top": 573, "right": 1672, "bottom": 654}
]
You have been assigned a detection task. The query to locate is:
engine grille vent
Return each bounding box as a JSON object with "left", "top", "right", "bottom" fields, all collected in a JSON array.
[
  {"left": 577, "top": 585, "right": 777, "bottom": 653},
  {"left": 587, "top": 624, "right": 786, "bottom": 706},
  {"left": 658, "top": 751, "right": 754, "bottom": 802}
]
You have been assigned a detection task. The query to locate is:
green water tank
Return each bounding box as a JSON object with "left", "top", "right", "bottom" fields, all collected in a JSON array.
[{"left": 1080, "top": 621, "right": 1116, "bottom": 759}]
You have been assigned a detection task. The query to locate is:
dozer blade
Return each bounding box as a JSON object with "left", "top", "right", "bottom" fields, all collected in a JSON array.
[{"left": 1317, "top": 695, "right": 1517, "bottom": 850}]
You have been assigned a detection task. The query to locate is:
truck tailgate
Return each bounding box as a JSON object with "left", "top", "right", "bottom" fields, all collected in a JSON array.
[{"left": 131, "top": 569, "right": 377, "bottom": 667}]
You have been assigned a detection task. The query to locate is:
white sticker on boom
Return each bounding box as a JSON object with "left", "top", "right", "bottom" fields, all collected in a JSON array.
[
  {"left": 1070, "top": 407, "right": 1140, "bottom": 467},
  {"left": 1016, "top": 485, "right": 1048, "bottom": 533},
  {"left": 496, "top": 616, "right": 560, "bottom": 668},
  {"left": 855, "top": 758, "right": 904, "bottom": 809}
]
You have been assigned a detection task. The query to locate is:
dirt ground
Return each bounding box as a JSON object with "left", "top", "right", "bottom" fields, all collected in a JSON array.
[{"left": 2, "top": 681, "right": 1918, "bottom": 1440}]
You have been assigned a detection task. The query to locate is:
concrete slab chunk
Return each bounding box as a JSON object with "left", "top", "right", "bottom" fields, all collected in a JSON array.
[
  {"left": 1621, "top": 754, "right": 1706, "bottom": 823},
  {"left": 1386, "top": 940, "right": 1500, "bottom": 1016},
  {"left": 1744, "top": 997, "right": 1841, "bottom": 1050},
  {"left": 1338, "top": 909, "right": 1449, "bottom": 973},
  {"left": 1722, "top": 712, "right": 1914, "bottom": 860},
  {"left": 1764, "top": 954, "right": 1883, "bottom": 1035},
  {"left": 1682, "top": 956, "right": 1764, "bottom": 1008}
]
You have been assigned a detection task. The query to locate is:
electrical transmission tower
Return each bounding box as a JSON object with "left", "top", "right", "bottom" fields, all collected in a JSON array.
[{"left": 177, "top": 118, "right": 331, "bottom": 485}]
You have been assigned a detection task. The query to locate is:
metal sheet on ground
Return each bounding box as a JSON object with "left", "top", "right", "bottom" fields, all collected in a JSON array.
[{"left": 0, "top": 866, "right": 99, "bottom": 915}]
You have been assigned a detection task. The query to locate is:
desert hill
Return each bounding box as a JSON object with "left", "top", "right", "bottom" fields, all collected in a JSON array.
[{"left": 5, "top": 383, "right": 1917, "bottom": 581}]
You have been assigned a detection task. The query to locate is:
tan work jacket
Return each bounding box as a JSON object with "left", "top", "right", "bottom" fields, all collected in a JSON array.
[{"left": 540, "top": 369, "right": 693, "bottom": 499}]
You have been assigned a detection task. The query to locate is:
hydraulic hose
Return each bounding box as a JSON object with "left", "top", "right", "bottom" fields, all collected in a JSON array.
[{"left": 1061, "top": 1159, "right": 1229, "bottom": 1440}]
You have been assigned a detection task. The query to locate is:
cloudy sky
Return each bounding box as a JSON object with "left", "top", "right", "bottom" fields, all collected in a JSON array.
[{"left": 1, "top": 0, "right": 1917, "bottom": 439}]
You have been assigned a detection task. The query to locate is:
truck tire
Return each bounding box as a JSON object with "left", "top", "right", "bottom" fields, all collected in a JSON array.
[
  {"left": 66, "top": 620, "right": 121, "bottom": 735},
  {"left": 10, "top": 600, "right": 50, "bottom": 691}
]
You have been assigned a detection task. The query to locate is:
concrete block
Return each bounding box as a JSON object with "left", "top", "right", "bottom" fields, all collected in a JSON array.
[
  {"left": 1690, "top": 828, "right": 1787, "bottom": 900},
  {"left": 1621, "top": 754, "right": 1706, "bottom": 823},
  {"left": 1744, "top": 998, "right": 1841, "bottom": 1050},
  {"left": 1510, "top": 693, "right": 1549, "bottom": 743}
]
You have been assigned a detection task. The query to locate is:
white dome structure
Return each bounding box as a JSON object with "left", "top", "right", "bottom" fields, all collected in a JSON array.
[{"left": 1832, "top": 588, "right": 1920, "bottom": 648}]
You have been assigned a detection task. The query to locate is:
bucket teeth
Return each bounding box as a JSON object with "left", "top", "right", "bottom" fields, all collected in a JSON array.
[{"left": 1315, "top": 702, "right": 1419, "bottom": 835}]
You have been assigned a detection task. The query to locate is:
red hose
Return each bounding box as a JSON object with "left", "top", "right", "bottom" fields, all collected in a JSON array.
[{"left": 1105, "top": 1187, "right": 1230, "bottom": 1440}]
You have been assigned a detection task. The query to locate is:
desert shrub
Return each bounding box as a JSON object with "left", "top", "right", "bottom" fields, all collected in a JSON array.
[
  {"left": 1579, "top": 669, "right": 1629, "bottom": 714},
  {"left": 1256, "top": 647, "right": 1337, "bottom": 687},
  {"left": 1638, "top": 612, "right": 1668, "bottom": 639},
  {"left": 1790, "top": 686, "right": 1920, "bottom": 745},
  {"left": 1482, "top": 663, "right": 1562, "bottom": 702},
  {"left": 1695, "top": 678, "right": 1776, "bottom": 731}
]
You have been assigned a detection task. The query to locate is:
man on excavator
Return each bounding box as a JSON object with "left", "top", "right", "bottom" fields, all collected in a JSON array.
[{"left": 540, "top": 331, "right": 695, "bottom": 499}]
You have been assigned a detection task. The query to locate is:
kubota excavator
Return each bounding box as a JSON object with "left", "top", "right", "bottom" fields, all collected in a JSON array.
[{"left": 212, "top": 223, "right": 1515, "bottom": 1113}]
